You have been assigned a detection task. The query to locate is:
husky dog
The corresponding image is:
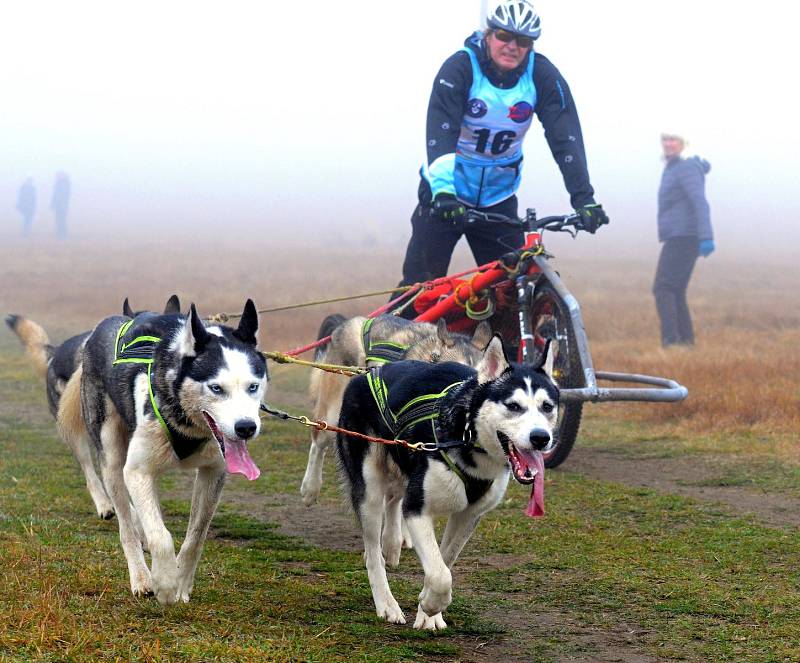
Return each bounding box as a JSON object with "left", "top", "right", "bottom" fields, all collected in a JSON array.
[
  {"left": 336, "top": 336, "right": 558, "bottom": 630},
  {"left": 301, "top": 314, "right": 491, "bottom": 506},
  {"left": 5, "top": 295, "right": 181, "bottom": 519},
  {"left": 77, "top": 300, "right": 267, "bottom": 605}
]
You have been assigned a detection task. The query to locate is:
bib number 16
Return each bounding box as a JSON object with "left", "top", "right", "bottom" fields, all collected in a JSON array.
[{"left": 473, "top": 129, "right": 516, "bottom": 155}]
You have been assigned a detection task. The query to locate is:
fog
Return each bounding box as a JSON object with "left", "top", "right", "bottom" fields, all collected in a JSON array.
[{"left": 2, "top": 0, "right": 799, "bottom": 255}]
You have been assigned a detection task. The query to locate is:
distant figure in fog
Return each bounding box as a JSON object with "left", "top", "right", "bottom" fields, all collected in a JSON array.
[
  {"left": 653, "top": 132, "right": 714, "bottom": 348},
  {"left": 51, "top": 171, "right": 71, "bottom": 239},
  {"left": 16, "top": 177, "right": 36, "bottom": 237}
]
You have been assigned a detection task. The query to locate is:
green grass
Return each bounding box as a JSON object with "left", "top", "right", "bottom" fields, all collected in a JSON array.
[{"left": 1, "top": 332, "right": 800, "bottom": 661}]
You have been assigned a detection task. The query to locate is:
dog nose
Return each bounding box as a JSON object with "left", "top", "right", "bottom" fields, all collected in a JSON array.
[
  {"left": 234, "top": 419, "right": 257, "bottom": 440},
  {"left": 529, "top": 428, "right": 551, "bottom": 450}
]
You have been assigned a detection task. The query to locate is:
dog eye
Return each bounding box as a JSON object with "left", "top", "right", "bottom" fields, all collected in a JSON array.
[
  {"left": 542, "top": 401, "right": 555, "bottom": 414},
  {"left": 248, "top": 383, "right": 260, "bottom": 393},
  {"left": 505, "top": 402, "right": 523, "bottom": 413},
  {"left": 208, "top": 384, "right": 224, "bottom": 395}
]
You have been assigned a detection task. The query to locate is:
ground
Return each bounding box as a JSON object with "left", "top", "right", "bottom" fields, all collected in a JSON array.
[{"left": 1, "top": 236, "right": 798, "bottom": 661}]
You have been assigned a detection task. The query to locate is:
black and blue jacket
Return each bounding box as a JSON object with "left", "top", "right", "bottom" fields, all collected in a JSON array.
[{"left": 421, "top": 31, "right": 596, "bottom": 210}]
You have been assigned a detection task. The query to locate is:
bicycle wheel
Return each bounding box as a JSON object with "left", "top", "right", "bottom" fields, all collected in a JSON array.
[{"left": 526, "top": 283, "right": 584, "bottom": 468}]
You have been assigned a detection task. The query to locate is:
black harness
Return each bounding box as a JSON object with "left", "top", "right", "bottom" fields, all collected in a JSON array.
[{"left": 362, "top": 318, "right": 410, "bottom": 365}]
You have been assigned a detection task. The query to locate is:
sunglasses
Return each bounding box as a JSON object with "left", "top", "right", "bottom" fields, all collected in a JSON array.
[{"left": 492, "top": 29, "right": 533, "bottom": 49}]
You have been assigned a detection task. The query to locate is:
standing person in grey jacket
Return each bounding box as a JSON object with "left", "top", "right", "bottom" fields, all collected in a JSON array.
[{"left": 653, "top": 132, "right": 714, "bottom": 347}]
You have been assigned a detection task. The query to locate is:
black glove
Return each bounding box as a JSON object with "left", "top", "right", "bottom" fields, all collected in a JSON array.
[
  {"left": 575, "top": 203, "right": 609, "bottom": 234},
  {"left": 430, "top": 193, "right": 466, "bottom": 223}
]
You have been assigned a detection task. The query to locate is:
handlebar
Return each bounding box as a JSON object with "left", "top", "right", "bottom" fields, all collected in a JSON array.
[{"left": 462, "top": 208, "right": 605, "bottom": 235}]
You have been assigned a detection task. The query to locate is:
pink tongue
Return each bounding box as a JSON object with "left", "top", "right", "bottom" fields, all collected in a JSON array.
[
  {"left": 223, "top": 438, "right": 261, "bottom": 481},
  {"left": 524, "top": 450, "right": 545, "bottom": 518}
]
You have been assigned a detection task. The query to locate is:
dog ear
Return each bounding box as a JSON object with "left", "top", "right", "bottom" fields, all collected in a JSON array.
[
  {"left": 177, "top": 303, "right": 209, "bottom": 356},
  {"left": 163, "top": 294, "right": 181, "bottom": 314},
  {"left": 234, "top": 299, "right": 259, "bottom": 345},
  {"left": 122, "top": 297, "right": 134, "bottom": 318},
  {"left": 436, "top": 318, "right": 449, "bottom": 342},
  {"left": 471, "top": 321, "right": 492, "bottom": 349},
  {"left": 538, "top": 339, "right": 557, "bottom": 379},
  {"left": 476, "top": 334, "right": 509, "bottom": 384}
]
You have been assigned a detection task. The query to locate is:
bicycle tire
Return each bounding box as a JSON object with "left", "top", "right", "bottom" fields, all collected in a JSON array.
[{"left": 526, "top": 283, "right": 584, "bottom": 469}]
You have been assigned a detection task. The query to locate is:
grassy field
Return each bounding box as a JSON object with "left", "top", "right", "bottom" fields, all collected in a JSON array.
[{"left": 1, "top": 237, "right": 799, "bottom": 661}]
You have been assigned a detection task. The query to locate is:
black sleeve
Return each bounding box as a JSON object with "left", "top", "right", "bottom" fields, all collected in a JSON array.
[
  {"left": 533, "top": 54, "right": 596, "bottom": 209},
  {"left": 424, "top": 51, "right": 472, "bottom": 195}
]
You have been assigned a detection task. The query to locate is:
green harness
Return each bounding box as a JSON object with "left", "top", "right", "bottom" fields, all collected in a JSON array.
[
  {"left": 112, "top": 320, "right": 207, "bottom": 460},
  {"left": 361, "top": 318, "right": 410, "bottom": 365},
  {"left": 365, "top": 365, "right": 477, "bottom": 485}
]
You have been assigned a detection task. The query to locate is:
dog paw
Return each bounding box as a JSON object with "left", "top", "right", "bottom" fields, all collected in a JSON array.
[
  {"left": 176, "top": 576, "right": 194, "bottom": 604},
  {"left": 130, "top": 571, "right": 153, "bottom": 598},
  {"left": 401, "top": 522, "right": 414, "bottom": 549},
  {"left": 375, "top": 598, "right": 406, "bottom": 624},
  {"left": 98, "top": 506, "right": 115, "bottom": 520},
  {"left": 154, "top": 583, "right": 179, "bottom": 606},
  {"left": 413, "top": 606, "right": 447, "bottom": 631},
  {"left": 300, "top": 480, "right": 321, "bottom": 506},
  {"left": 382, "top": 544, "right": 402, "bottom": 568}
]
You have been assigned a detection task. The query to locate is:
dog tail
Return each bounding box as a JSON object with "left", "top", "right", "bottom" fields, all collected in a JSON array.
[
  {"left": 57, "top": 365, "right": 87, "bottom": 448},
  {"left": 5, "top": 314, "right": 55, "bottom": 380}
]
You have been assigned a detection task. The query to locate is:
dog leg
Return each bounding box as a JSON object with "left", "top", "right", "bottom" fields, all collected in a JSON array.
[
  {"left": 361, "top": 485, "right": 405, "bottom": 624},
  {"left": 300, "top": 427, "right": 334, "bottom": 506},
  {"left": 405, "top": 514, "right": 451, "bottom": 630},
  {"left": 99, "top": 426, "right": 152, "bottom": 597},
  {"left": 439, "top": 510, "right": 481, "bottom": 569},
  {"left": 124, "top": 435, "right": 179, "bottom": 606},
  {"left": 72, "top": 432, "right": 114, "bottom": 520},
  {"left": 176, "top": 465, "right": 226, "bottom": 603},
  {"left": 401, "top": 519, "right": 413, "bottom": 549},
  {"left": 381, "top": 494, "right": 404, "bottom": 567}
]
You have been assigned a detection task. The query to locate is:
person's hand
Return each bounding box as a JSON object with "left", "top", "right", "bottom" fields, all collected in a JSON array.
[
  {"left": 575, "top": 203, "right": 609, "bottom": 234},
  {"left": 699, "top": 239, "right": 715, "bottom": 257},
  {"left": 431, "top": 193, "right": 466, "bottom": 223}
]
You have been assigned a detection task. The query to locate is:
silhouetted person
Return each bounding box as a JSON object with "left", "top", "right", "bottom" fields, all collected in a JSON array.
[
  {"left": 653, "top": 132, "right": 714, "bottom": 348},
  {"left": 51, "top": 171, "right": 71, "bottom": 239},
  {"left": 16, "top": 177, "right": 36, "bottom": 238}
]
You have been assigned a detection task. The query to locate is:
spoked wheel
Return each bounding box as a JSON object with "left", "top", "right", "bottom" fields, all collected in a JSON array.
[{"left": 527, "top": 283, "right": 584, "bottom": 469}]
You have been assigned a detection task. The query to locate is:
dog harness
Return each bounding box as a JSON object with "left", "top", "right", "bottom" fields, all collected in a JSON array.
[
  {"left": 361, "top": 318, "right": 410, "bottom": 365},
  {"left": 112, "top": 320, "right": 205, "bottom": 459},
  {"left": 365, "top": 366, "right": 481, "bottom": 485}
]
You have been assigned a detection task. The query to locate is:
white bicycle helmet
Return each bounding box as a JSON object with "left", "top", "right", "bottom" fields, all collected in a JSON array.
[{"left": 487, "top": 1, "right": 541, "bottom": 40}]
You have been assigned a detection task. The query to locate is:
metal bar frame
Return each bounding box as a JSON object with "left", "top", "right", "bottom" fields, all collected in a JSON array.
[{"left": 531, "top": 255, "right": 688, "bottom": 404}]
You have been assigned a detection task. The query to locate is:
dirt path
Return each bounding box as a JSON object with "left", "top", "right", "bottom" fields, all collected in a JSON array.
[{"left": 565, "top": 447, "right": 800, "bottom": 528}]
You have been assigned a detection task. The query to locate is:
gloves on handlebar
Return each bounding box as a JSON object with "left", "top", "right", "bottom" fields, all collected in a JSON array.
[
  {"left": 698, "top": 239, "right": 715, "bottom": 257},
  {"left": 430, "top": 193, "right": 466, "bottom": 223},
  {"left": 575, "top": 203, "right": 609, "bottom": 234}
]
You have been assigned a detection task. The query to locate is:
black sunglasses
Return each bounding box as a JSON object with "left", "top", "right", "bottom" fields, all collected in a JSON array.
[{"left": 492, "top": 29, "right": 533, "bottom": 49}]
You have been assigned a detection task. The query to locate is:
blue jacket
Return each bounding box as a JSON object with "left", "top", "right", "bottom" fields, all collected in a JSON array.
[{"left": 657, "top": 156, "right": 713, "bottom": 242}]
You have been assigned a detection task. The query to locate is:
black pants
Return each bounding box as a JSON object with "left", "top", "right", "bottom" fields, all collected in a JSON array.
[
  {"left": 653, "top": 236, "right": 699, "bottom": 347},
  {"left": 399, "top": 182, "right": 524, "bottom": 287}
]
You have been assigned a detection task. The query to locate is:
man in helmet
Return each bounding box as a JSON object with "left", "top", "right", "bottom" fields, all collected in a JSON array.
[{"left": 398, "top": 0, "right": 609, "bottom": 289}]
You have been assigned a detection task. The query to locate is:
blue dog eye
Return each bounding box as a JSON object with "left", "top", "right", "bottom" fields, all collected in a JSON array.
[
  {"left": 209, "top": 384, "right": 223, "bottom": 395},
  {"left": 248, "top": 383, "right": 260, "bottom": 393}
]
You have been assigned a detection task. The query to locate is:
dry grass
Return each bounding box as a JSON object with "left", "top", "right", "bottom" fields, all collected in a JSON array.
[{"left": 1, "top": 235, "right": 797, "bottom": 439}]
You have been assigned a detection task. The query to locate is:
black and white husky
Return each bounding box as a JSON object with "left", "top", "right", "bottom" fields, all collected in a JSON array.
[
  {"left": 336, "top": 336, "right": 557, "bottom": 630},
  {"left": 5, "top": 296, "right": 181, "bottom": 520},
  {"left": 77, "top": 300, "right": 268, "bottom": 605}
]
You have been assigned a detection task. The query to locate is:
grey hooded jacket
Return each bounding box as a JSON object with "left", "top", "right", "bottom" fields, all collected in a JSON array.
[{"left": 657, "top": 156, "right": 713, "bottom": 242}]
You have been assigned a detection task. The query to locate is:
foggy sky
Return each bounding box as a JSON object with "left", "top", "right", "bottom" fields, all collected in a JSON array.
[{"left": 2, "top": 0, "right": 799, "bottom": 253}]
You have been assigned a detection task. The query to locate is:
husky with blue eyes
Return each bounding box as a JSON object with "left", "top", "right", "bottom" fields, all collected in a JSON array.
[
  {"left": 77, "top": 300, "right": 268, "bottom": 605},
  {"left": 336, "top": 335, "right": 558, "bottom": 630}
]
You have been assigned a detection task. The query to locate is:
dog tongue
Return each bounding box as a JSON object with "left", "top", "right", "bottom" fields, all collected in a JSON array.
[
  {"left": 524, "top": 450, "right": 545, "bottom": 518},
  {"left": 224, "top": 438, "right": 260, "bottom": 481}
]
